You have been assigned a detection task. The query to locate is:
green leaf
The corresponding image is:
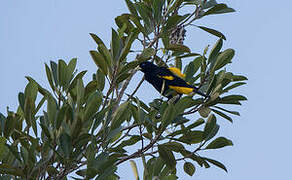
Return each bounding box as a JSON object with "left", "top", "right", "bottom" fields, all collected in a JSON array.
[
  {"left": 20, "top": 146, "right": 28, "bottom": 166},
  {"left": 76, "top": 79, "right": 85, "bottom": 107},
  {"left": 96, "top": 69, "right": 106, "bottom": 91},
  {"left": 115, "top": 14, "right": 134, "bottom": 35},
  {"left": 59, "top": 132, "right": 72, "bottom": 158},
  {"left": 205, "top": 137, "right": 233, "bottom": 149},
  {"left": 39, "top": 119, "right": 52, "bottom": 141},
  {"left": 111, "top": 28, "right": 121, "bottom": 62},
  {"left": 137, "top": 48, "right": 155, "bottom": 61},
  {"left": 90, "top": 50, "right": 108, "bottom": 75},
  {"left": 116, "top": 72, "right": 131, "bottom": 84},
  {"left": 67, "top": 58, "right": 77, "bottom": 77},
  {"left": 7, "top": 144, "right": 22, "bottom": 162},
  {"left": 129, "top": 14, "right": 148, "bottom": 36},
  {"left": 161, "top": 175, "right": 178, "bottom": 180},
  {"left": 184, "top": 61, "right": 195, "bottom": 82},
  {"left": 24, "top": 81, "right": 38, "bottom": 103},
  {"left": 175, "top": 97, "right": 199, "bottom": 114},
  {"left": 47, "top": 95, "right": 57, "bottom": 124},
  {"left": 120, "top": 61, "right": 140, "bottom": 73},
  {"left": 35, "top": 96, "right": 46, "bottom": 115},
  {"left": 18, "top": 92, "right": 25, "bottom": 112},
  {"left": 47, "top": 166, "right": 59, "bottom": 177},
  {"left": 84, "top": 81, "right": 98, "bottom": 99},
  {"left": 50, "top": 61, "right": 59, "bottom": 86},
  {"left": 213, "top": 49, "right": 235, "bottom": 71},
  {"left": 193, "top": 56, "right": 203, "bottom": 75},
  {"left": 231, "top": 75, "right": 248, "bottom": 81},
  {"left": 57, "top": 59, "right": 68, "bottom": 87},
  {"left": 187, "top": 118, "right": 205, "bottom": 129},
  {"left": 179, "top": 131, "right": 204, "bottom": 144},
  {"left": 0, "top": 137, "right": 6, "bottom": 160},
  {"left": 160, "top": 142, "right": 185, "bottom": 153},
  {"left": 200, "top": 56, "right": 207, "bottom": 82},
  {"left": 213, "top": 106, "right": 240, "bottom": 116},
  {"left": 95, "top": 166, "right": 117, "bottom": 180},
  {"left": 90, "top": 33, "right": 106, "bottom": 46},
  {"left": 203, "top": 157, "right": 228, "bottom": 172},
  {"left": 56, "top": 105, "right": 67, "bottom": 130},
  {"left": 125, "top": 0, "right": 139, "bottom": 18},
  {"left": 98, "top": 44, "right": 112, "bottom": 68},
  {"left": 204, "top": 3, "right": 235, "bottom": 16},
  {"left": 164, "top": 14, "right": 189, "bottom": 31},
  {"left": 0, "top": 164, "right": 23, "bottom": 176},
  {"left": 161, "top": 103, "right": 176, "bottom": 129},
  {"left": 136, "top": 2, "right": 153, "bottom": 34},
  {"left": 68, "top": 70, "right": 87, "bottom": 92},
  {"left": 196, "top": 26, "right": 226, "bottom": 40},
  {"left": 107, "top": 127, "right": 123, "bottom": 143},
  {"left": 149, "top": 157, "right": 163, "bottom": 177},
  {"left": 45, "top": 63, "right": 55, "bottom": 91},
  {"left": 158, "top": 145, "right": 176, "bottom": 169},
  {"left": 118, "top": 135, "right": 141, "bottom": 148},
  {"left": 111, "top": 102, "right": 130, "bottom": 130},
  {"left": 153, "top": 0, "right": 164, "bottom": 24},
  {"left": 203, "top": 114, "right": 217, "bottom": 140},
  {"left": 202, "top": 0, "right": 218, "bottom": 9},
  {"left": 76, "top": 169, "right": 86, "bottom": 178},
  {"left": 183, "top": 56, "right": 202, "bottom": 82},
  {"left": 91, "top": 108, "right": 107, "bottom": 134},
  {"left": 208, "top": 38, "right": 223, "bottom": 67},
  {"left": 219, "top": 95, "right": 247, "bottom": 104},
  {"left": 23, "top": 81, "right": 38, "bottom": 129},
  {"left": 83, "top": 92, "right": 102, "bottom": 121},
  {"left": 184, "top": 162, "right": 195, "bottom": 176},
  {"left": 119, "top": 30, "right": 139, "bottom": 62},
  {"left": 0, "top": 113, "right": 6, "bottom": 136},
  {"left": 142, "top": 133, "right": 152, "bottom": 140},
  {"left": 222, "top": 82, "right": 246, "bottom": 93},
  {"left": 198, "top": 107, "right": 211, "bottom": 118},
  {"left": 165, "top": 44, "right": 191, "bottom": 53},
  {"left": 168, "top": 0, "right": 184, "bottom": 15},
  {"left": 211, "top": 109, "right": 233, "bottom": 123}
]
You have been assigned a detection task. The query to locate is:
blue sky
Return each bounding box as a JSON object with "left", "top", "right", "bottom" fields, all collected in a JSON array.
[{"left": 1, "top": 0, "right": 292, "bottom": 179}]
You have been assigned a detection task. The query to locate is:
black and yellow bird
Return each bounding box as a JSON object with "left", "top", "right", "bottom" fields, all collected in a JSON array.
[{"left": 139, "top": 61, "right": 209, "bottom": 99}]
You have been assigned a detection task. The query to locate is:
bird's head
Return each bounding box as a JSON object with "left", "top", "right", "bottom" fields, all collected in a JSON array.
[{"left": 139, "top": 61, "right": 157, "bottom": 73}]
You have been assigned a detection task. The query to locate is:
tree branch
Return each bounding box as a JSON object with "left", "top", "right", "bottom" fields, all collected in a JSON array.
[{"left": 115, "top": 131, "right": 163, "bottom": 166}]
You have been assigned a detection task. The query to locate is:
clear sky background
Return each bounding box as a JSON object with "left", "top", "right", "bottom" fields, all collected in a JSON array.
[{"left": 1, "top": 0, "right": 291, "bottom": 179}]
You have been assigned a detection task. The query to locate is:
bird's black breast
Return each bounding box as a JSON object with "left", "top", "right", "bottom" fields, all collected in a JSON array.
[{"left": 145, "top": 74, "right": 164, "bottom": 93}]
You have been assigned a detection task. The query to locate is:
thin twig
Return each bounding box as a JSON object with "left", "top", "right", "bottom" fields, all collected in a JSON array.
[
  {"left": 139, "top": 125, "right": 144, "bottom": 149},
  {"left": 127, "top": 76, "right": 145, "bottom": 100},
  {"left": 176, "top": 139, "right": 207, "bottom": 161},
  {"left": 111, "top": 126, "right": 135, "bottom": 148},
  {"left": 122, "top": 123, "right": 140, "bottom": 131},
  {"left": 115, "top": 131, "right": 163, "bottom": 166}
]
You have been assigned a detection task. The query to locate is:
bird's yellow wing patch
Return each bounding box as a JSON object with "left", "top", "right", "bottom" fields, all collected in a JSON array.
[
  {"left": 158, "top": 75, "right": 174, "bottom": 80},
  {"left": 168, "top": 67, "right": 186, "bottom": 78},
  {"left": 169, "top": 85, "right": 194, "bottom": 94}
]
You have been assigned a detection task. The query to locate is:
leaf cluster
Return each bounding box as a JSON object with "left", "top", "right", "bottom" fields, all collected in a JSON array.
[{"left": 0, "top": 0, "right": 246, "bottom": 179}]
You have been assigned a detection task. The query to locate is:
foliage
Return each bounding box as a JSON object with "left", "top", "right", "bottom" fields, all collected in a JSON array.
[{"left": 0, "top": 0, "right": 246, "bottom": 179}]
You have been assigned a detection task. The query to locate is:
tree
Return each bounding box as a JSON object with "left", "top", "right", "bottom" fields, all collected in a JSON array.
[{"left": 0, "top": 0, "right": 247, "bottom": 179}]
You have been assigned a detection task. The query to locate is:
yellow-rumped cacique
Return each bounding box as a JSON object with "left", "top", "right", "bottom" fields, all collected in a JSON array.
[{"left": 139, "top": 61, "right": 209, "bottom": 99}]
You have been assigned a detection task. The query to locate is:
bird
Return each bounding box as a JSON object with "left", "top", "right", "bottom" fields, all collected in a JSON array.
[{"left": 139, "top": 61, "right": 209, "bottom": 99}]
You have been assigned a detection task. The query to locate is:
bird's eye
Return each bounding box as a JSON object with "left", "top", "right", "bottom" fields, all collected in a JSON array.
[{"left": 140, "top": 63, "right": 145, "bottom": 67}]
